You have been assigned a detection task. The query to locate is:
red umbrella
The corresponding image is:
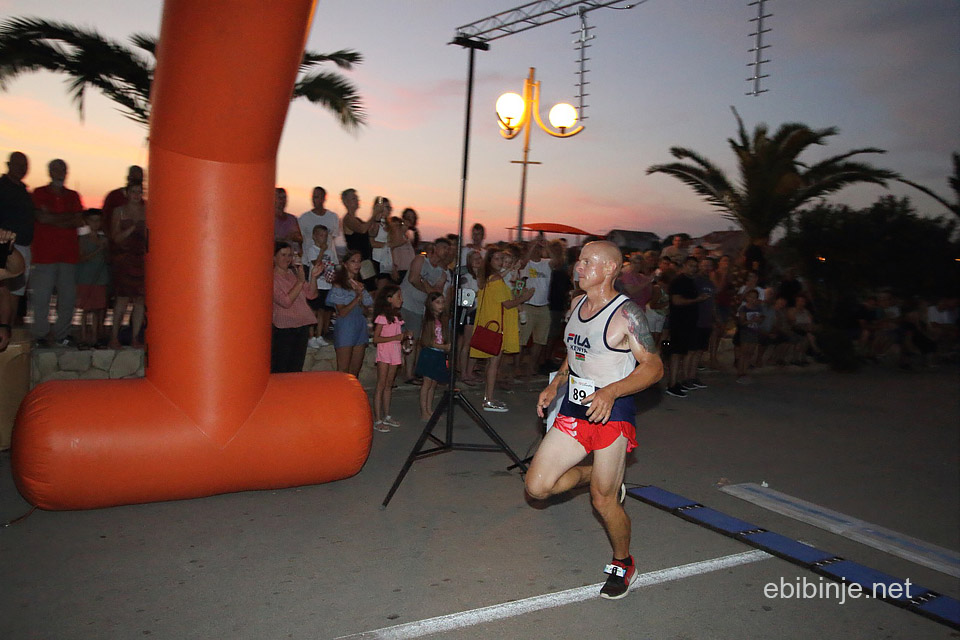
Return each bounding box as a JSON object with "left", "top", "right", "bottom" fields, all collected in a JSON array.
[{"left": 506, "top": 222, "right": 602, "bottom": 237}]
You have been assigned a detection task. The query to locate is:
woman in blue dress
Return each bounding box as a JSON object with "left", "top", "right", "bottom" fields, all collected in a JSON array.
[{"left": 327, "top": 250, "right": 373, "bottom": 376}]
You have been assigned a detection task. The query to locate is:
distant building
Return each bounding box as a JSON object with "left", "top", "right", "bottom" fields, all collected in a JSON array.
[
  {"left": 692, "top": 230, "right": 749, "bottom": 257},
  {"left": 606, "top": 229, "right": 661, "bottom": 253}
]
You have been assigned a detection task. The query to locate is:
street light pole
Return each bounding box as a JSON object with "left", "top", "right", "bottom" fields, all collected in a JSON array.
[
  {"left": 512, "top": 69, "right": 540, "bottom": 242},
  {"left": 497, "top": 67, "right": 583, "bottom": 243}
]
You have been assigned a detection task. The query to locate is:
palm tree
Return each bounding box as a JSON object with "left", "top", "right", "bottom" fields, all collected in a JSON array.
[
  {"left": 0, "top": 16, "right": 366, "bottom": 130},
  {"left": 646, "top": 107, "right": 899, "bottom": 242},
  {"left": 897, "top": 152, "right": 960, "bottom": 218}
]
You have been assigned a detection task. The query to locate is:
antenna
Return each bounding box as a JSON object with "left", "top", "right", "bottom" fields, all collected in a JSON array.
[
  {"left": 572, "top": 7, "right": 594, "bottom": 121},
  {"left": 746, "top": 0, "right": 772, "bottom": 96}
]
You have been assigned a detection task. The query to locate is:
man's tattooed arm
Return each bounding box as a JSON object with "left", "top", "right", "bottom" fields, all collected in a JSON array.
[{"left": 620, "top": 301, "right": 656, "bottom": 354}]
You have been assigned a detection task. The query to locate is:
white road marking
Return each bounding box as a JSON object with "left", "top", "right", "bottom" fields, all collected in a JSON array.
[
  {"left": 721, "top": 482, "right": 960, "bottom": 578},
  {"left": 334, "top": 549, "right": 771, "bottom": 639}
]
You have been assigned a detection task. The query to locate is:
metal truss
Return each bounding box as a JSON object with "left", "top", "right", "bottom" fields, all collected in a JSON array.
[{"left": 454, "top": 0, "right": 638, "bottom": 42}]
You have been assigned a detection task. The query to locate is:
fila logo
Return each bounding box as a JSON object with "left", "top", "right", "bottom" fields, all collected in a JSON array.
[{"left": 566, "top": 333, "right": 591, "bottom": 349}]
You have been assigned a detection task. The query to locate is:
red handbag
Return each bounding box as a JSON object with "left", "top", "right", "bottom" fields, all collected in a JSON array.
[{"left": 469, "top": 288, "right": 504, "bottom": 356}]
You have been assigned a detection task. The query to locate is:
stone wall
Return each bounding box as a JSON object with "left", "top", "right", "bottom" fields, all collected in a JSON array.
[{"left": 30, "top": 343, "right": 380, "bottom": 388}]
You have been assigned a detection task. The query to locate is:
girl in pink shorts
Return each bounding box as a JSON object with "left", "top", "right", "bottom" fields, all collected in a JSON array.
[{"left": 372, "top": 284, "right": 408, "bottom": 432}]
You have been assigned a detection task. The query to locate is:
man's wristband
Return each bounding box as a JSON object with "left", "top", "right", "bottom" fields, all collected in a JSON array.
[{"left": 0, "top": 323, "right": 11, "bottom": 331}]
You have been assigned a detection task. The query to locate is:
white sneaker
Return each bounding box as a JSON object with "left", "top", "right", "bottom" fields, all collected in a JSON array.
[
  {"left": 382, "top": 415, "right": 400, "bottom": 427},
  {"left": 315, "top": 335, "right": 329, "bottom": 347},
  {"left": 307, "top": 337, "right": 321, "bottom": 349},
  {"left": 482, "top": 398, "right": 508, "bottom": 412}
]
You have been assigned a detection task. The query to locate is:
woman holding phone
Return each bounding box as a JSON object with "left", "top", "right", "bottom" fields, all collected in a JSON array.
[{"left": 271, "top": 241, "right": 320, "bottom": 373}]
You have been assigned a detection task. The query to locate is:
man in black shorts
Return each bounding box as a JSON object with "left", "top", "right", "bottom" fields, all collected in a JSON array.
[{"left": 666, "top": 257, "right": 708, "bottom": 398}]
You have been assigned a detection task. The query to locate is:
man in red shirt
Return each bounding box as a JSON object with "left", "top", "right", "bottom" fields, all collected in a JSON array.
[{"left": 30, "top": 159, "right": 83, "bottom": 346}]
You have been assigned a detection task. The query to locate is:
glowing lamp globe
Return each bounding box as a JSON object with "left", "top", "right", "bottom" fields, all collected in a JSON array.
[
  {"left": 548, "top": 103, "right": 578, "bottom": 131},
  {"left": 496, "top": 92, "right": 525, "bottom": 129}
]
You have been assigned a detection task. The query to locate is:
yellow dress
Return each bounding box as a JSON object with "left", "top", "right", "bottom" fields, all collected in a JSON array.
[{"left": 470, "top": 277, "right": 519, "bottom": 359}]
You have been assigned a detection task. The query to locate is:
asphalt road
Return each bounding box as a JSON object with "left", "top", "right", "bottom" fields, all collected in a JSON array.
[{"left": 1, "top": 364, "right": 957, "bottom": 639}]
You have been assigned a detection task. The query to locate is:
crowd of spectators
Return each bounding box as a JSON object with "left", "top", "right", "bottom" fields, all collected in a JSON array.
[
  {"left": 614, "top": 235, "right": 959, "bottom": 395},
  {"left": 3, "top": 150, "right": 958, "bottom": 424},
  {"left": 0, "top": 152, "right": 146, "bottom": 351}
]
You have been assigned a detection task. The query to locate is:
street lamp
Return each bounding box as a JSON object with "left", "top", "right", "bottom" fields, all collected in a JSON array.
[{"left": 496, "top": 67, "right": 583, "bottom": 241}]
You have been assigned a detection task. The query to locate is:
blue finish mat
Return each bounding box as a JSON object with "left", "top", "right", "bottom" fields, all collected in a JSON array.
[
  {"left": 680, "top": 506, "right": 759, "bottom": 535},
  {"left": 818, "top": 560, "right": 929, "bottom": 602},
  {"left": 626, "top": 485, "right": 960, "bottom": 630},
  {"left": 740, "top": 531, "right": 837, "bottom": 566}
]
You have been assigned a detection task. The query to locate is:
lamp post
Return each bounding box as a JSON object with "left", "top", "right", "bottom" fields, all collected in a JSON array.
[{"left": 496, "top": 67, "right": 583, "bottom": 242}]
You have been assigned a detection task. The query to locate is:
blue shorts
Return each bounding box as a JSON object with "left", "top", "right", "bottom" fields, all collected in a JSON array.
[{"left": 333, "top": 310, "right": 369, "bottom": 348}]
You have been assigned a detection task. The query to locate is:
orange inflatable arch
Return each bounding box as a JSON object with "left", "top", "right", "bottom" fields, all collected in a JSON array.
[{"left": 12, "top": 0, "right": 372, "bottom": 510}]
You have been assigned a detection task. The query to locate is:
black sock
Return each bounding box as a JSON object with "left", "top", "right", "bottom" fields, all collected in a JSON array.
[{"left": 615, "top": 555, "right": 633, "bottom": 566}]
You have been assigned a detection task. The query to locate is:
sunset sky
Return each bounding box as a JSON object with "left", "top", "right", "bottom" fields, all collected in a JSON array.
[{"left": 1, "top": 0, "right": 958, "bottom": 243}]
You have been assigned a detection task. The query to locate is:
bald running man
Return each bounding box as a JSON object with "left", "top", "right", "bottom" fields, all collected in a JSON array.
[{"left": 526, "top": 241, "right": 663, "bottom": 600}]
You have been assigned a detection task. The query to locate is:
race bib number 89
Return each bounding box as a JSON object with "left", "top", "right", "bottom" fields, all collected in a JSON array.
[{"left": 568, "top": 374, "right": 596, "bottom": 406}]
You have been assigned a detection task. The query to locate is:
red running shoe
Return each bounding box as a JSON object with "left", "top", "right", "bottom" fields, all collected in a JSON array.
[{"left": 600, "top": 556, "right": 636, "bottom": 600}]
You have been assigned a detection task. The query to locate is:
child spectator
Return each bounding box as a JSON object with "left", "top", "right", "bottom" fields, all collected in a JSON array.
[
  {"left": 75, "top": 209, "right": 110, "bottom": 348},
  {"left": 327, "top": 250, "right": 373, "bottom": 376},
  {"left": 416, "top": 292, "right": 450, "bottom": 420},
  {"left": 372, "top": 284, "right": 407, "bottom": 432},
  {"left": 765, "top": 295, "right": 793, "bottom": 366},
  {"left": 305, "top": 224, "right": 338, "bottom": 348},
  {"left": 788, "top": 293, "right": 822, "bottom": 365},
  {"left": 736, "top": 289, "right": 763, "bottom": 383}
]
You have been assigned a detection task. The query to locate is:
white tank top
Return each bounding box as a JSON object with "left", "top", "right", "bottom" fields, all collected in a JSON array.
[{"left": 565, "top": 294, "right": 637, "bottom": 387}]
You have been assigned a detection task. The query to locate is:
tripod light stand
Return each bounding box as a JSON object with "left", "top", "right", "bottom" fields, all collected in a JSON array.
[{"left": 381, "top": 36, "right": 529, "bottom": 508}]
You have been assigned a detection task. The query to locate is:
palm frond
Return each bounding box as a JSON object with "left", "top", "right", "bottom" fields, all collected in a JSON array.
[
  {"left": 666, "top": 147, "right": 726, "bottom": 175},
  {"left": 896, "top": 177, "right": 960, "bottom": 218},
  {"left": 0, "top": 37, "right": 70, "bottom": 89},
  {"left": 301, "top": 49, "right": 361, "bottom": 71},
  {"left": 129, "top": 33, "right": 157, "bottom": 58},
  {"left": 0, "top": 16, "right": 151, "bottom": 122},
  {"left": 773, "top": 125, "right": 835, "bottom": 163},
  {"left": 949, "top": 152, "right": 960, "bottom": 198},
  {"left": 646, "top": 161, "right": 737, "bottom": 210},
  {"left": 729, "top": 106, "right": 749, "bottom": 149},
  {"left": 293, "top": 70, "right": 366, "bottom": 130},
  {"left": 1, "top": 16, "right": 365, "bottom": 132},
  {"left": 802, "top": 150, "right": 894, "bottom": 186},
  {"left": 792, "top": 161, "right": 897, "bottom": 208}
]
